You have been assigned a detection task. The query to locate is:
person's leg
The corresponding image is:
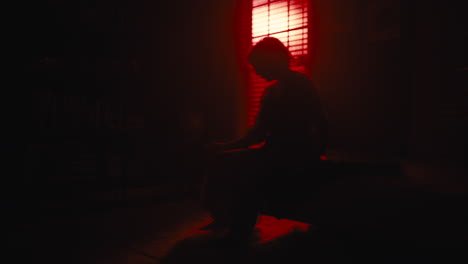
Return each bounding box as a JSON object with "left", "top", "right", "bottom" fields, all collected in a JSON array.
[
  {"left": 199, "top": 158, "right": 233, "bottom": 230},
  {"left": 224, "top": 189, "right": 262, "bottom": 241},
  {"left": 200, "top": 147, "right": 268, "bottom": 234},
  {"left": 200, "top": 148, "right": 258, "bottom": 230},
  {"left": 216, "top": 148, "right": 268, "bottom": 240},
  {"left": 258, "top": 148, "right": 323, "bottom": 219}
]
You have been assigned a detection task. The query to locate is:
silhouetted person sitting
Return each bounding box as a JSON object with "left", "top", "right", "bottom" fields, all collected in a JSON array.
[{"left": 200, "top": 37, "right": 327, "bottom": 244}]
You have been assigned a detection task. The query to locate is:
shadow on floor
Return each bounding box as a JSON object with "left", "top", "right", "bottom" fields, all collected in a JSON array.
[
  {"left": 160, "top": 223, "right": 464, "bottom": 264},
  {"left": 161, "top": 220, "right": 467, "bottom": 264},
  {"left": 160, "top": 191, "right": 467, "bottom": 264}
]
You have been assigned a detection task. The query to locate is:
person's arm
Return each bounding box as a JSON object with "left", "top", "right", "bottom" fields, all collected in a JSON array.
[
  {"left": 210, "top": 87, "right": 273, "bottom": 152},
  {"left": 217, "top": 124, "right": 267, "bottom": 151}
]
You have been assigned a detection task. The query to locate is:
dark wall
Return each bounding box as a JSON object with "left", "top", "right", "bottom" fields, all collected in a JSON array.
[
  {"left": 310, "top": 0, "right": 467, "bottom": 165},
  {"left": 405, "top": 0, "right": 468, "bottom": 165},
  {"left": 309, "top": 0, "right": 408, "bottom": 161},
  {"left": 8, "top": 0, "right": 247, "bottom": 196}
]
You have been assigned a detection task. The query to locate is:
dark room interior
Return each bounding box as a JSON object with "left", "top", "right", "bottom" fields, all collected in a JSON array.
[{"left": 4, "top": 0, "right": 467, "bottom": 263}]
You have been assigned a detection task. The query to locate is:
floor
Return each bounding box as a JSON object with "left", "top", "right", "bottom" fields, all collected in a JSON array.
[{"left": 5, "top": 161, "right": 468, "bottom": 264}]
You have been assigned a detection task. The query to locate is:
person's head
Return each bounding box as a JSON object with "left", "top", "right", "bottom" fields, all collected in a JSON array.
[{"left": 248, "top": 37, "right": 292, "bottom": 81}]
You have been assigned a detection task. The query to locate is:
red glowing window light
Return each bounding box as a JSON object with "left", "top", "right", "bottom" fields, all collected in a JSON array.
[{"left": 249, "top": 0, "right": 309, "bottom": 126}]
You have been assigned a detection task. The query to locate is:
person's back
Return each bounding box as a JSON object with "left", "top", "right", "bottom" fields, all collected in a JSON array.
[{"left": 259, "top": 70, "right": 327, "bottom": 156}]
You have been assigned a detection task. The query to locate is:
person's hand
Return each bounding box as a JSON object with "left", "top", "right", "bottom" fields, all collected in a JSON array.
[{"left": 204, "top": 142, "right": 228, "bottom": 153}]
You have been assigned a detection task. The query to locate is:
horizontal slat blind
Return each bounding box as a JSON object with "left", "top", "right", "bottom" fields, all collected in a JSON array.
[{"left": 249, "top": 0, "right": 309, "bottom": 126}]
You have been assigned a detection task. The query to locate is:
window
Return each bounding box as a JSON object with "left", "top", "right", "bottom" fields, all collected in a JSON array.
[{"left": 248, "top": 0, "right": 310, "bottom": 126}]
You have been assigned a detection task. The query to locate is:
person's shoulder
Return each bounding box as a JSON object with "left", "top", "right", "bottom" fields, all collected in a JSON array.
[
  {"left": 289, "top": 71, "right": 315, "bottom": 89},
  {"left": 287, "top": 70, "right": 310, "bottom": 82},
  {"left": 292, "top": 70, "right": 309, "bottom": 79},
  {"left": 262, "top": 82, "right": 279, "bottom": 97},
  {"left": 266, "top": 81, "right": 281, "bottom": 92}
]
